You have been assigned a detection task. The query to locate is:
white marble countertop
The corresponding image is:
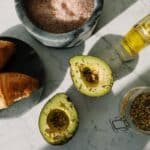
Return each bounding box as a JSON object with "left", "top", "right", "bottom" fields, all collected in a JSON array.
[{"left": 0, "top": 0, "right": 150, "bottom": 150}]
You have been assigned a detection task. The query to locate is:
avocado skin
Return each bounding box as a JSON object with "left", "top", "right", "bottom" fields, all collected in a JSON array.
[
  {"left": 45, "top": 124, "right": 79, "bottom": 146},
  {"left": 38, "top": 93, "right": 79, "bottom": 145}
]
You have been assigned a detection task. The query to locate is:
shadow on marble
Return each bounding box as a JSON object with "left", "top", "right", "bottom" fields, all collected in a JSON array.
[
  {"left": 0, "top": 24, "right": 85, "bottom": 117},
  {"left": 41, "top": 92, "right": 150, "bottom": 150},
  {"left": 41, "top": 68, "right": 150, "bottom": 149},
  {"left": 54, "top": 69, "right": 150, "bottom": 150},
  {"left": 41, "top": 34, "right": 141, "bottom": 150},
  {"left": 94, "top": 0, "right": 137, "bottom": 32},
  {"left": 42, "top": 145, "right": 70, "bottom": 150},
  {"left": 88, "top": 34, "right": 139, "bottom": 80}
]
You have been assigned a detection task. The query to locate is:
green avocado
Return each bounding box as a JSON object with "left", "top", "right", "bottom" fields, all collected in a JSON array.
[
  {"left": 39, "top": 93, "right": 79, "bottom": 145},
  {"left": 70, "top": 55, "right": 113, "bottom": 97}
]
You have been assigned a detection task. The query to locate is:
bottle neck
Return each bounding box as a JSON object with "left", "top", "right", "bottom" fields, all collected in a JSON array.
[{"left": 115, "top": 42, "right": 137, "bottom": 62}]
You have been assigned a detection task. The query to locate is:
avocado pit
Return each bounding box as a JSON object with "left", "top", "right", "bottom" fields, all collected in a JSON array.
[
  {"left": 81, "top": 67, "right": 99, "bottom": 84},
  {"left": 47, "top": 109, "right": 69, "bottom": 132}
]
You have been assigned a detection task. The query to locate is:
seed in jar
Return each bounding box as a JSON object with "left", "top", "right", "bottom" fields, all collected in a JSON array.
[{"left": 130, "top": 92, "right": 150, "bottom": 131}]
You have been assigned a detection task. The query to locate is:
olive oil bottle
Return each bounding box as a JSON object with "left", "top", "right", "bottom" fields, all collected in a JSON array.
[{"left": 117, "top": 14, "right": 150, "bottom": 61}]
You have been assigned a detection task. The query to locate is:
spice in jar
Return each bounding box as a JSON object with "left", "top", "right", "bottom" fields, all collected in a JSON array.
[{"left": 130, "top": 92, "right": 150, "bottom": 131}]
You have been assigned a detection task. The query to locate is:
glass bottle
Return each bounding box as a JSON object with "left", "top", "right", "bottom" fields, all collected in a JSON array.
[{"left": 117, "top": 14, "right": 150, "bottom": 61}]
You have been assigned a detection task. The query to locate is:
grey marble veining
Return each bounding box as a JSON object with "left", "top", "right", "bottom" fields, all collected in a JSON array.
[{"left": 0, "top": 0, "right": 150, "bottom": 150}]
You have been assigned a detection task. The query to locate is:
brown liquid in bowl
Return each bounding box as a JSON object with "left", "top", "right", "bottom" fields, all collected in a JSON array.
[{"left": 24, "top": 0, "right": 94, "bottom": 33}]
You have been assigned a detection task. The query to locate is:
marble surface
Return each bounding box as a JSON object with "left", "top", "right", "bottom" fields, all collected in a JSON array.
[{"left": 0, "top": 0, "right": 150, "bottom": 150}]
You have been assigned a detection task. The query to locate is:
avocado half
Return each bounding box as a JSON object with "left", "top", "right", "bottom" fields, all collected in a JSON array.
[
  {"left": 39, "top": 93, "right": 79, "bottom": 145},
  {"left": 70, "top": 56, "right": 113, "bottom": 97}
]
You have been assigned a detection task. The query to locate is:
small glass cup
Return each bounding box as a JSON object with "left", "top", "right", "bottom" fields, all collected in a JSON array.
[{"left": 110, "top": 86, "right": 150, "bottom": 135}]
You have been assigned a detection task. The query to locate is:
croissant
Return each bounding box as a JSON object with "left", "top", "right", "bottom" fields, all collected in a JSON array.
[
  {"left": 0, "top": 40, "right": 16, "bottom": 70},
  {"left": 0, "top": 73, "right": 39, "bottom": 109}
]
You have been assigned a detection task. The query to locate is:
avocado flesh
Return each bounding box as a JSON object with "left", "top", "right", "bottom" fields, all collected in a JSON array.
[
  {"left": 70, "top": 56, "right": 113, "bottom": 97},
  {"left": 39, "top": 93, "right": 79, "bottom": 145}
]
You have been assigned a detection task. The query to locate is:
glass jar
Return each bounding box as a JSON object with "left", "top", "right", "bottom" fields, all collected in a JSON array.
[{"left": 110, "top": 86, "right": 150, "bottom": 135}]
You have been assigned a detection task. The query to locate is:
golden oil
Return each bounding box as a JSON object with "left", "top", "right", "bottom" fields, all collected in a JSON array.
[{"left": 121, "top": 14, "right": 150, "bottom": 57}]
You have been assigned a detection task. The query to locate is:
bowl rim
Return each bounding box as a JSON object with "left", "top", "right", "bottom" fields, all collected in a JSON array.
[{"left": 14, "top": 0, "right": 104, "bottom": 42}]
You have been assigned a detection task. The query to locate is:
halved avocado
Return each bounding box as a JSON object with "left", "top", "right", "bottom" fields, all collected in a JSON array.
[
  {"left": 69, "top": 56, "right": 113, "bottom": 97},
  {"left": 39, "top": 93, "right": 79, "bottom": 145}
]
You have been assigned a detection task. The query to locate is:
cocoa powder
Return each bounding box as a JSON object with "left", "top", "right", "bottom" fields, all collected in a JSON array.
[{"left": 24, "top": 0, "right": 94, "bottom": 33}]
